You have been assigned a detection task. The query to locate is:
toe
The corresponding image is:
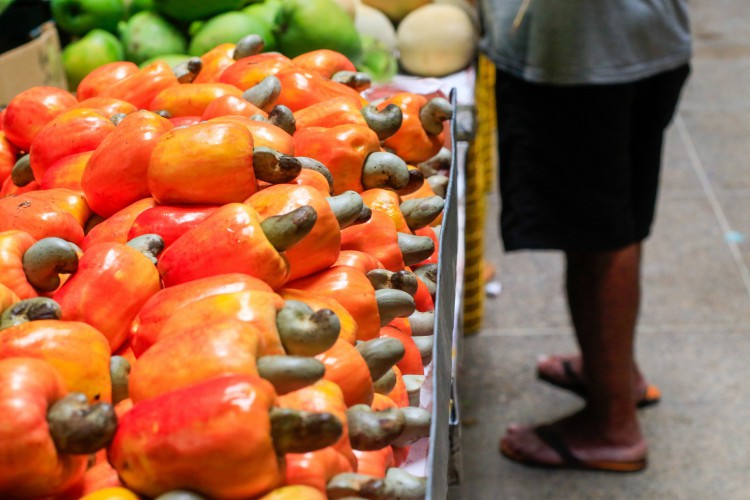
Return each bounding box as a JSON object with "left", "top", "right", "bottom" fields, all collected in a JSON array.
[
  {"left": 500, "top": 425, "right": 563, "bottom": 465},
  {"left": 536, "top": 353, "right": 551, "bottom": 364}
]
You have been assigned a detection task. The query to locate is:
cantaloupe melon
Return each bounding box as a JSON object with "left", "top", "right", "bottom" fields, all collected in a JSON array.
[
  {"left": 434, "top": 0, "right": 481, "bottom": 31},
  {"left": 354, "top": 3, "right": 397, "bottom": 52},
  {"left": 361, "top": 0, "right": 431, "bottom": 24},
  {"left": 396, "top": 3, "right": 477, "bottom": 77}
]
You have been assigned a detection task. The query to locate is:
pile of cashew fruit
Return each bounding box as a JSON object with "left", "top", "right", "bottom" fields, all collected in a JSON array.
[{"left": 0, "top": 33, "right": 453, "bottom": 500}]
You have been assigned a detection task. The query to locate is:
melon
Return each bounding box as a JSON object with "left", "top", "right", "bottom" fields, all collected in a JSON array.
[
  {"left": 396, "top": 4, "right": 477, "bottom": 77},
  {"left": 354, "top": 3, "right": 397, "bottom": 52},
  {"left": 361, "top": 0, "right": 431, "bottom": 24},
  {"left": 434, "top": 0, "right": 481, "bottom": 31}
]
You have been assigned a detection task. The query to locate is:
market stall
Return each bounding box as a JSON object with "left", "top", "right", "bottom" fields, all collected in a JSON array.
[{"left": 0, "top": 1, "right": 488, "bottom": 498}]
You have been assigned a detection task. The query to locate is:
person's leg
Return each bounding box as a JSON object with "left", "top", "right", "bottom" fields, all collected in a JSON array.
[
  {"left": 536, "top": 245, "right": 657, "bottom": 406},
  {"left": 534, "top": 65, "right": 691, "bottom": 406},
  {"left": 500, "top": 243, "right": 646, "bottom": 465},
  {"left": 497, "top": 65, "right": 689, "bottom": 469},
  {"left": 566, "top": 243, "right": 642, "bottom": 434}
]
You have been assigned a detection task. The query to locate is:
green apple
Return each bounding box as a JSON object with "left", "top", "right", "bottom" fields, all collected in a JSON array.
[
  {"left": 62, "top": 28, "right": 124, "bottom": 89},
  {"left": 0, "top": 0, "right": 15, "bottom": 16},
  {"left": 242, "top": 0, "right": 283, "bottom": 29},
  {"left": 357, "top": 34, "right": 397, "bottom": 83},
  {"left": 118, "top": 11, "right": 187, "bottom": 65},
  {"left": 122, "top": 0, "right": 154, "bottom": 19},
  {"left": 277, "top": 0, "right": 362, "bottom": 61},
  {"left": 152, "top": 0, "right": 247, "bottom": 22},
  {"left": 188, "top": 11, "right": 275, "bottom": 56},
  {"left": 51, "top": 0, "right": 125, "bottom": 35}
]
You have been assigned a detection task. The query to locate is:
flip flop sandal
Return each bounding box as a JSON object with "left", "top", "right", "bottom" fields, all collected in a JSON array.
[
  {"left": 499, "top": 425, "right": 648, "bottom": 473},
  {"left": 536, "top": 358, "right": 662, "bottom": 409},
  {"left": 537, "top": 358, "right": 588, "bottom": 398}
]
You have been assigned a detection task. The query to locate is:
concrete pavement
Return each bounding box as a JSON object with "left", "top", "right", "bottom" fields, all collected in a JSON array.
[{"left": 450, "top": 1, "right": 750, "bottom": 498}]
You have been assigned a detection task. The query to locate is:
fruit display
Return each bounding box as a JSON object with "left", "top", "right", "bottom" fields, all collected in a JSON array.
[
  {"left": 48, "top": 0, "right": 384, "bottom": 88},
  {"left": 346, "top": 0, "right": 480, "bottom": 78},
  {"left": 51, "top": 0, "right": 126, "bottom": 35},
  {"left": 0, "top": 36, "right": 454, "bottom": 499},
  {"left": 395, "top": 3, "right": 479, "bottom": 77},
  {"left": 44, "top": 0, "right": 478, "bottom": 89}
]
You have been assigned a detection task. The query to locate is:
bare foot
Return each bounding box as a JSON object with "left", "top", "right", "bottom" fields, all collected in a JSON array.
[
  {"left": 536, "top": 354, "right": 660, "bottom": 407},
  {"left": 499, "top": 409, "right": 648, "bottom": 471}
]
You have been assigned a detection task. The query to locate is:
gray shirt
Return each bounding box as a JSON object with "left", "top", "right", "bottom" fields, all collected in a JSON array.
[{"left": 480, "top": 0, "right": 692, "bottom": 85}]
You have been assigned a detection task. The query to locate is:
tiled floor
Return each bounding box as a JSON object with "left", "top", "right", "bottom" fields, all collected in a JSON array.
[{"left": 451, "top": 2, "right": 750, "bottom": 498}]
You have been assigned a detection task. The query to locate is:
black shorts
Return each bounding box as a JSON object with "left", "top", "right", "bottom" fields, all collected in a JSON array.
[{"left": 495, "top": 64, "right": 691, "bottom": 252}]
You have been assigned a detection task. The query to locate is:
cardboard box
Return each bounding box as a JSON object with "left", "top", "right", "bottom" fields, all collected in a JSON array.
[{"left": 0, "top": 22, "right": 67, "bottom": 106}]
